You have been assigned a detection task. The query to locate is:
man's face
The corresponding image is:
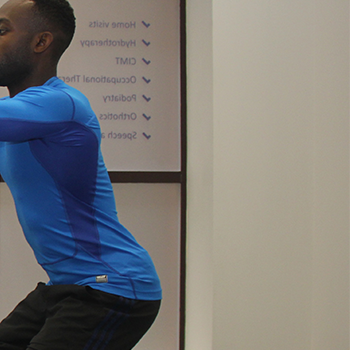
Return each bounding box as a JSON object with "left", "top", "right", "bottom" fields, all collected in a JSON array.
[{"left": 0, "top": 0, "right": 35, "bottom": 87}]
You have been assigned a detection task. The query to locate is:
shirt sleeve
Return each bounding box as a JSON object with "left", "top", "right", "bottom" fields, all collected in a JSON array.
[{"left": 0, "top": 87, "right": 75, "bottom": 142}]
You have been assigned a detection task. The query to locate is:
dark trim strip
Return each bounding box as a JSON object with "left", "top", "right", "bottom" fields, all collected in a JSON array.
[
  {"left": 108, "top": 171, "right": 182, "bottom": 183},
  {"left": 1, "top": 172, "right": 182, "bottom": 184},
  {"left": 179, "top": 0, "right": 187, "bottom": 349}
]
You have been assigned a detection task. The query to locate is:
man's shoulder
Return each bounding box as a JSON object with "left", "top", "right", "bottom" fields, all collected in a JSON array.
[
  {"left": 16, "top": 79, "right": 71, "bottom": 101},
  {"left": 45, "top": 77, "right": 91, "bottom": 108},
  {"left": 17, "top": 78, "right": 89, "bottom": 109},
  {"left": 11, "top": 78, "right": 96, "bottom": 124}
]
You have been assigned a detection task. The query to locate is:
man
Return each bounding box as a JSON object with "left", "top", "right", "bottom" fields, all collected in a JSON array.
[{"left": 0, "top": 0, "right": 162, "bottom": 349}]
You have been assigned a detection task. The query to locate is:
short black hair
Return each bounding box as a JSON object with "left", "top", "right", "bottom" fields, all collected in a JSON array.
[{"left": 31, "top": 0, "right": 76, "bottom": 59}]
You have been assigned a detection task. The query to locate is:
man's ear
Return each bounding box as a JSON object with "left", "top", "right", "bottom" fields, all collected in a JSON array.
[{"left": 33, "top": 32, "right": 54, "bottom": 53}]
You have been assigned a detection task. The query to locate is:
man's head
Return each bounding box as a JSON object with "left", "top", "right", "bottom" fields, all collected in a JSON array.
[
  {"left": 29, "top": 0, "right": 76, "bottom": 61},
  {"left": 0, "top": 0, "right": 75, "bottom": 94}
]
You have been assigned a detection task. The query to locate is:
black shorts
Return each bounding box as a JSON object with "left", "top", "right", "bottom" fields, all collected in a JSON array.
[{"left": 0, "top": 282, "right": 161, "bottom": 350}]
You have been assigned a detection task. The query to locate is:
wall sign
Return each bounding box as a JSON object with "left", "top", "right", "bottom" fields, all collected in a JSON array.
[{"left": 58, "top": 0, "right": 181, "bottom": 171}]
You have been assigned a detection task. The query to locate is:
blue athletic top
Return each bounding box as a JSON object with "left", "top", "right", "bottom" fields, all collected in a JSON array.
[{"left": 0, "top": 77, "right": 162, "bottom": 301}]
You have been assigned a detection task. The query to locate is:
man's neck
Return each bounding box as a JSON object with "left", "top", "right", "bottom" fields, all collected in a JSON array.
[{"left": 8, "top": 67, "right": 57, "bottom": 97}]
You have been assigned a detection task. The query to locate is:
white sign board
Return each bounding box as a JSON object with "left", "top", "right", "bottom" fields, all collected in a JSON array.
[{"left": 59, "top": 0, "right": 181, "bottom": 171}]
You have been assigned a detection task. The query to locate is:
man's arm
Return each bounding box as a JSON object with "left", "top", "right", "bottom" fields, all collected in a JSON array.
[{"left": 0, "top": 87, "right": 74, "bottom": 142}]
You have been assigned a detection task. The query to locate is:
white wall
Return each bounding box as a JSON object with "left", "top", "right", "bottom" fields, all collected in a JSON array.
[
  {"left": 309, "top": 3, "right": 349, "bottom": 348},
  {"left": 212, "top": 1, "right": 349, "bottom": 349},
  {"left": 185, "top": 0, "right": 214, "bottom": 349},
  {"left": 187, "top": 1, "right": 349, "bottom": 349}
]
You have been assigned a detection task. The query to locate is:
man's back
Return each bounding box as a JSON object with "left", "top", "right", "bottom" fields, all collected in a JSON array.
[{"left": 0, "top": 77, "right": 162, "bottom": 301}]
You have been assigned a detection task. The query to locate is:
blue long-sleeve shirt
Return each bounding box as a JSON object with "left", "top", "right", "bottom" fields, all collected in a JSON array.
[{"left": 0, "top": 77, "right": 161, "bottom": 301}]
